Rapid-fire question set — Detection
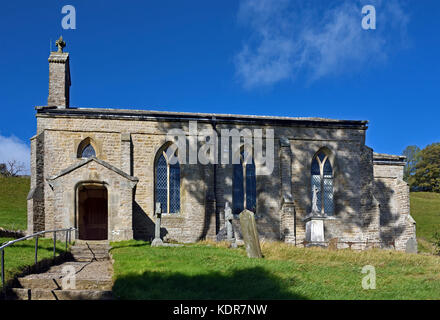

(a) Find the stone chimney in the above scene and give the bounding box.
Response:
[48,36,71,108]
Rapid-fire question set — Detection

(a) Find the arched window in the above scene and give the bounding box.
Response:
[77,138,96,159]
[81,144,96,158]
[155,144,180,214]
[311,150,334,215]
[233,149,256,215]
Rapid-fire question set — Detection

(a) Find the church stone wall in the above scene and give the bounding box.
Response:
[373,158,415,250]
[34,114,367,243]
[28,111,415,250]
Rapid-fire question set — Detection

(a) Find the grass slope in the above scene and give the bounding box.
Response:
[111,241,440,300]
[0,237,66,290]
[410,192,440,253]
[0,177,439,298]
[0,176,30,231]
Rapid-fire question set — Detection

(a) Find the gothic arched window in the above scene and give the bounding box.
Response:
[311,150,334,215]
[232,149,256,215]
[155,144,180,214]
[77,138,97,159]
[81,144,96,158]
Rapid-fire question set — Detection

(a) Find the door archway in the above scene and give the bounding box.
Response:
[77,184,108,240]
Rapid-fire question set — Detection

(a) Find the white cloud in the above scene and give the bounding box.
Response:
[0,135,30,175]
[234,0,409,88]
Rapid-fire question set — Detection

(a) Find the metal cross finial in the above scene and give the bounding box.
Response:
[55,36,66,53]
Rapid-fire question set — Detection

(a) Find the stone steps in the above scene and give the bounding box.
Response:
[70,241,111,262]
[10,288,113,300]
[17,277,113,291]
[8,258,114,300]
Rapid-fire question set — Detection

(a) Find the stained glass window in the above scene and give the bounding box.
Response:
[233,150,257,215]
[311,151,334,215]
[156,154,168,213]
[169,162,180,214]
[246,161,256,212]
[155,145,180,214]
[233,163,244,215]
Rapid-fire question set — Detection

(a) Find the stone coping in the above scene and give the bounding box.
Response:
[46,157,139,182]
[35,106,369,129]
[373,152,406,165]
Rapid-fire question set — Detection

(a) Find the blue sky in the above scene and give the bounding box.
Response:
[0,0,439,172]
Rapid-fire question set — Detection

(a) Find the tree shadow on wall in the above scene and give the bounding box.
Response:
[149,121,407,244]
[132,201,168,241]
[112,265,306,300]
[153,120,285,241]
[373,179,406,243]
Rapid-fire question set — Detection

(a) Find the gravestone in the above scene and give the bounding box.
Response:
[239,209,262,258]
[405,238,418,254]
[304,216,325,243]
[151,203,164,247]
[302,185,325,244]
[328,238,338,251]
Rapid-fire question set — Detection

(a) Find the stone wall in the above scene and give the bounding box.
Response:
[27,132,45,235]
[46,159,137,241]
[373,153,415,250]
[27,109,415,250]
[33,113,361,242]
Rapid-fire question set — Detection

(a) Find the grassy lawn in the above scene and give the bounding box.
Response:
[410,192,440,253]
[111,240,440,300]
[1,176,439,299]
[0,237,66,291]
[0,176,30,231]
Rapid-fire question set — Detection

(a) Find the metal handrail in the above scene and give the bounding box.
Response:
[0,227,76,293]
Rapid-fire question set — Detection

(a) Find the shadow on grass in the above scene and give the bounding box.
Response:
[110,241,151,250]
[112,266,306,300]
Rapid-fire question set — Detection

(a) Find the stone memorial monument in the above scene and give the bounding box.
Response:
[224,202,237,248]
[239,209,262,258]
[303,185,325,244]
[151,202,164,247]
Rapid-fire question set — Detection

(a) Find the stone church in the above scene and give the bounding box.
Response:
[27,40,416,251]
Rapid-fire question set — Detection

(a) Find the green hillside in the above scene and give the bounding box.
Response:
[0,176,29,231]
[410,192,440,253]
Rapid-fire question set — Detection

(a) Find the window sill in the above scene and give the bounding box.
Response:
[161,213,184,219]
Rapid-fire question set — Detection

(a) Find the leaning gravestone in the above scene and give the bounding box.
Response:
[239,209,262,258]
[405,238,418,254]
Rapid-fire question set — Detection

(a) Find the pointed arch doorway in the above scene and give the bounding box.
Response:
[77,184,108,240]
